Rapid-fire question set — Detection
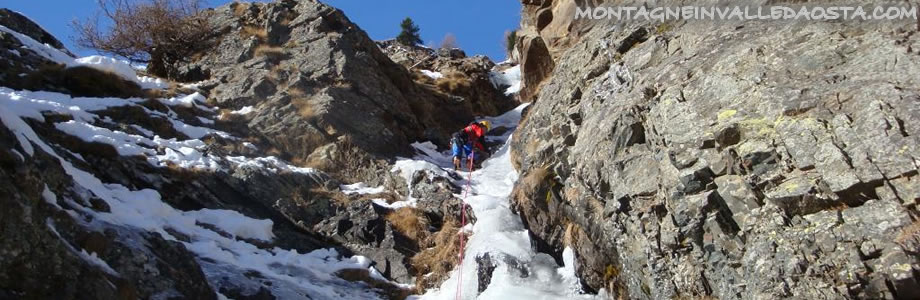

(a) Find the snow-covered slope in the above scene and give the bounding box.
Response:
[0,23,400,299]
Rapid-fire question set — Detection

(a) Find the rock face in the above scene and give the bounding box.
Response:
[179,0,515,171]
[377,40,516,128]
[0,8,69,51]
[511,1,920,299]
[514,0,598,101]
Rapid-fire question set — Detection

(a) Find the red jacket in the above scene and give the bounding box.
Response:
[463,123,487,152]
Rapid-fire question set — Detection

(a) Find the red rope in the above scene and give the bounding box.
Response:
[455,154,474,300]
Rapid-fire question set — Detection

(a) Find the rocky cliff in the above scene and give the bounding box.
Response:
[511,0,920,299]
[177,0,515,173]
[0,0,515,298]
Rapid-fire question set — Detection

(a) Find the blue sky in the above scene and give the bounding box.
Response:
[5,0,521,61]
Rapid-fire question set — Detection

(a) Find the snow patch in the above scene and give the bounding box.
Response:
[78,249,121,276]
[161,93,207,108]
[55,121,155,156]
[340,182,385,195]
[131,125,155,138]
[189,209,275,241]
[371,198,416,210]
[226,156,316,175]
[420,70,444,80]
[156,147,222,170]
[230,106,255,115]
[489,65,522,95]
[197,116,215,125]
[42,185,63,209]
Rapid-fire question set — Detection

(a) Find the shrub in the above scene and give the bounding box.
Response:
[72,0,218,79]
[439,33,458,50]
[504,29,518,56]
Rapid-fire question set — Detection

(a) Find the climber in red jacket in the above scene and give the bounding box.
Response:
[451,120,491,170]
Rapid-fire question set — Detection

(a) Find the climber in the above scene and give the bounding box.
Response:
[451,120,491,171]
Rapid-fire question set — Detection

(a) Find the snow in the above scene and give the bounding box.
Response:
[231,106,255,115]
[190,209,275,241]
[168,117,230,140]
[161,93,207,108]
[489,65,522,95]
[0,88,137,123]
[0,100,36,155]
[341,182,385,195]
[371,198,415,210]
[55,120,155,156]
[420,70,444,80]
[75,56,143,83]
[197,116,215,125]
[156,147,223,170]
[131,125,155,137]
[136,76,169,90]
[226,156,316,175]
[78,249,122,276]
[77,57,170,89]
[42,185,63,209]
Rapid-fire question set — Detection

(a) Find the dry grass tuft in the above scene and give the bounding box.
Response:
[308,187,351,205]
[293,99,317,119]
[434,71,472,94]
[411,219,462,291]
[254,45,285,58]
[231,2,250,17]
[896,219,920,251]
[386,207,428,242]
[241,25,267,42]
[521,166,552,190]
[411,70,437,85]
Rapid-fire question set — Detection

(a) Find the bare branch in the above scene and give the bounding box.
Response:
[72,0,216,79]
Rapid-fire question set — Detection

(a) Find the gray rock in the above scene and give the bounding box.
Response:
[510,1,920,298]
[714,175,759,228]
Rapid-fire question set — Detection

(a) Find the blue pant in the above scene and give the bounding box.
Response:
[452,142,474,159]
